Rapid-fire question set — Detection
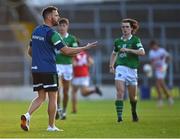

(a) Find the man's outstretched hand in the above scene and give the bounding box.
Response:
[85,41,98,49]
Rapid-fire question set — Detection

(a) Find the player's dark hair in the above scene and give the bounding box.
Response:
[122,18,139,34]
[59,18,69,25]
[42,6,58,19]
[149,40,159,48]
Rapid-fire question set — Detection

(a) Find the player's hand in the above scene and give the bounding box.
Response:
[85,41,98,49]
[120,48,129,52]
[109,65,115,74]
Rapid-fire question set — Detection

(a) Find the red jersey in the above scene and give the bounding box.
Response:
[73,51,89,77]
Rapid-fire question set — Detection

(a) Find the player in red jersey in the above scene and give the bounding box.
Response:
[71,50,102,113]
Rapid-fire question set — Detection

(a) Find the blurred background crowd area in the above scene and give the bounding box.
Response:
[0,0,180,98]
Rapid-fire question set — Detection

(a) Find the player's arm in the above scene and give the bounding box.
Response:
[121,48,145,56]
[28,39,32,57]
[120,38,145,56]
[87,55,94,67]
[166,54,171,63]
[109,51,117,74]
[61,42,97,55]
[164,49,171,63]
[50,31,97,55]
[149,52,156,68]
[62,37,79,57]
[65,36,79,57]
[28,47,32,57]
[109,40,119,73]
[149,52,158,70]
[71,36,78,48]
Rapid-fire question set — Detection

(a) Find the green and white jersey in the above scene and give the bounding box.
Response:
[113,35,143,69]
[56,33,78,64]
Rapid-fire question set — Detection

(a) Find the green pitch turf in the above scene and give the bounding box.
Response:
[0,99,180,138]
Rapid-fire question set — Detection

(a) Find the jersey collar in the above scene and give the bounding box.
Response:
[121,34,132,41]
[60,33,69,38]
[64,33,69,38]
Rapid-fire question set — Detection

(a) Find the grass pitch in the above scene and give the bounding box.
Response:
[0,99,180,138]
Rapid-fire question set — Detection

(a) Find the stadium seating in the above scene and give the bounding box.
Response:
[52,1,180,84]
[0,29,25,85]
[0,0,180,85]
[0,3,30,85]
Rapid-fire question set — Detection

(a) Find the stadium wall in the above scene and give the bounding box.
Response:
[0,86,116,100]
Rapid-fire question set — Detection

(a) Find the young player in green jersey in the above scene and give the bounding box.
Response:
[55,18,78,120]
[109,18,145,122]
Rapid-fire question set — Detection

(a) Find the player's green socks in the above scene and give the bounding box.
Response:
[115,100,123,120]
[130,100,137,113]
[130,100,139,121]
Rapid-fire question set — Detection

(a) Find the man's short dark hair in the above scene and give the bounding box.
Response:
[42,6,58,19]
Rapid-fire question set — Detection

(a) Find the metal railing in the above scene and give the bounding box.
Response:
[0,25,31,86]
[1,1,180,86]
[58,2,180,85]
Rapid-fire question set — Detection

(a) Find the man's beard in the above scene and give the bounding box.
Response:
[52,20,58,26]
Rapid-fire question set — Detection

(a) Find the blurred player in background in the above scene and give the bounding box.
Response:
[148,40,174,107]
[20,6,98,132]
[71,47,102,113]
[55,18,78,120]
[109,18,145,122]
